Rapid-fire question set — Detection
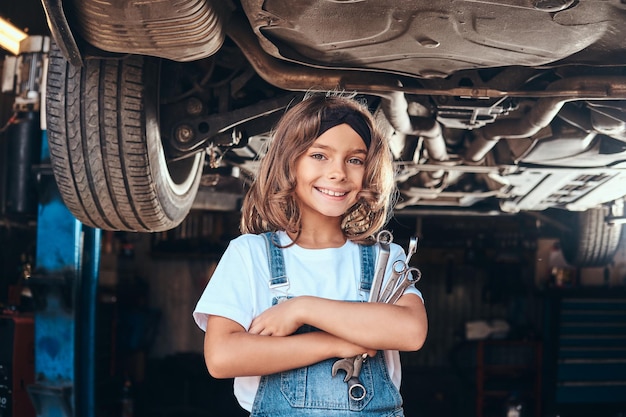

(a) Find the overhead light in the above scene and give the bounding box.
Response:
[0,17,28,55]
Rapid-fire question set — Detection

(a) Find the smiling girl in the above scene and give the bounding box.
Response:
[193,93,427,416]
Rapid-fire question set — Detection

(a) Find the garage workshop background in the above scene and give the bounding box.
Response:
[1,1,626,417]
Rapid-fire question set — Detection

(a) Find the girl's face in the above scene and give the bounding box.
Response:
[294,123,367,224]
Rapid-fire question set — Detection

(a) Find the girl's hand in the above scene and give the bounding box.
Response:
[248,297,377,358]
[248,297,303,336]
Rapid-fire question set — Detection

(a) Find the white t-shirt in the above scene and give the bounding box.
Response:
[193,231,423,412]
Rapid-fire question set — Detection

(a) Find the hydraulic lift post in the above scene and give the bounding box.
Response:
[29,170,101,417]
[3,35,101,417]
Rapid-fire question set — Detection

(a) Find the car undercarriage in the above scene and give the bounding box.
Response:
[40,0,626,266]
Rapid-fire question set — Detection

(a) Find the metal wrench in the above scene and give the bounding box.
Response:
[385,267,422,304]
[376,237,419,303]
[331,356,356,383]
[346,354,366,401]
[405,236,418,266]
[332,354,367,401]
[367,230,393,303]
[333,231,393,401]
[376,259,408,303]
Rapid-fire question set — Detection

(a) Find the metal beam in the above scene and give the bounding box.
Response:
[28,131,100,417]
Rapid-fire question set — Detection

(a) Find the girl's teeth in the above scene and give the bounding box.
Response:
[320,188,345,197]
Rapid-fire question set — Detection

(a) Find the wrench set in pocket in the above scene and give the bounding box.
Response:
[331,230,422,401]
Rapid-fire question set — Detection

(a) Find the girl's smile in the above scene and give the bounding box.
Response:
[316,187,348,197]
[294,123,368,222]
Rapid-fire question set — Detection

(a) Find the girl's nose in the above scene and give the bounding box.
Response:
[327,160,347,180]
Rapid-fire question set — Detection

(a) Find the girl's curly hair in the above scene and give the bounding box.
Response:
[240,93,396,244]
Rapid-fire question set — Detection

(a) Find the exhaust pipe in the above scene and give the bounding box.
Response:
[379,92,448,181]
[465,77,626,162]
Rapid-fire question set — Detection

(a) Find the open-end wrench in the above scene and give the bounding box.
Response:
[405,236,418,266]
[331,354,367,401]
[331,357,355,382]
[367,230,393,303]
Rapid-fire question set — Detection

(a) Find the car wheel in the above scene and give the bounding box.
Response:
[45,42,205,232]
[560,206,624,267]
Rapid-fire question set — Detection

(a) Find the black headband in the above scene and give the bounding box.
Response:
[318,107,372,148]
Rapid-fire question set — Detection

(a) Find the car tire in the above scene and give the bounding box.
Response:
[45,42,205,232]
[560,206,624,267]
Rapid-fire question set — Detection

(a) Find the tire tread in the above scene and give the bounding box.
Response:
[45,41,203,231]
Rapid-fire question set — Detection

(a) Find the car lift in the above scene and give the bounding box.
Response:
[3,36,100,417]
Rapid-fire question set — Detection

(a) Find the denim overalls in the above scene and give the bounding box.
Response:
[250,232,404,417]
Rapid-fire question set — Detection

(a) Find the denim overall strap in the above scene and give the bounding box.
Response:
[262,232,290,303]
[359,244,376,301]
[250,239,404,416]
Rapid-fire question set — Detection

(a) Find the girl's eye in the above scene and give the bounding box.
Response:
[348,157,364,165]
[310,153,325,160]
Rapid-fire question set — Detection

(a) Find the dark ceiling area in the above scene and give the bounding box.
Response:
[0,0,49,33]
[0,0,49,58]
